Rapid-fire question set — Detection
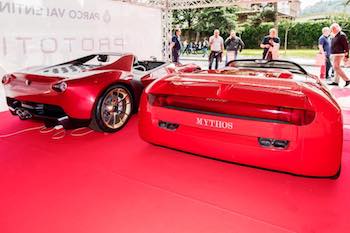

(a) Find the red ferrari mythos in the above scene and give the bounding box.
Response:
[2,53,199,132]
[139,59,343,178]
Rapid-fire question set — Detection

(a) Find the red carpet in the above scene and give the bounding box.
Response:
[0,88,349,233]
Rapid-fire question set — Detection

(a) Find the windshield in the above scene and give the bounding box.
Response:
[227,59,308,75]
[38,54,125,75]
[76,54,122,67]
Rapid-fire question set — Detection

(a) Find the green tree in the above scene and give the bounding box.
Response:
[249,9,277,26]
[173,7,238,40]
[172,9,200,29]
[195,7,237,37]
[281,20,294,54]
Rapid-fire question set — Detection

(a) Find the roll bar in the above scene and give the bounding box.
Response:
[227,59,308,75]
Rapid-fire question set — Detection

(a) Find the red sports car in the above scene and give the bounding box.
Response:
[139,59,343,178]
[2,53,199,132]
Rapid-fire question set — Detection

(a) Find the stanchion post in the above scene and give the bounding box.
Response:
[161,0,173,61]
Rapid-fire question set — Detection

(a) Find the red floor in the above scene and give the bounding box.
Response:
[0,88,349,233]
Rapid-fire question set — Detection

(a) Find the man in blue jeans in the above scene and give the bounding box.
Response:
[171,29,182,63]
[318,27,332,80]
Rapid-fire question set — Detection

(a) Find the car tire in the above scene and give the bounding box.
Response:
[91,84,133,133]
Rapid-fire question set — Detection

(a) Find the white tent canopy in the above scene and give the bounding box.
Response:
[115,0,293,59]
[117,0,282,10]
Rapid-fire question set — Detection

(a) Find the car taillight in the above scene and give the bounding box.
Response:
[276,107,315,125]
[1,75,14,85]
[52,82,67,92]
[148,94,169,106]
[148,95,316,126]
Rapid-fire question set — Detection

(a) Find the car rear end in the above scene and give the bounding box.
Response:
[3,72,68,122]
[138,73,343,178]
[2,71,102,126]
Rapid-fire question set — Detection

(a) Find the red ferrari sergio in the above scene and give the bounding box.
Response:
[2,53,199,132]
[139,59,343,178]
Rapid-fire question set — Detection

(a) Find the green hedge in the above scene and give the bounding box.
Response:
[240,18,350,49]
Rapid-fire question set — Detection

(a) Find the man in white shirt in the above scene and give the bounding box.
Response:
[209,29,224,70]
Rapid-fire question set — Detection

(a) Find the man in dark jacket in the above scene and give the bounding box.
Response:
[260,28,280,60]
[171,28,182,63]
[225,30,245,64]
[329,23,350,87]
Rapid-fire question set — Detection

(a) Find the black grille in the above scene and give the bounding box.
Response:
[7,97,66,118]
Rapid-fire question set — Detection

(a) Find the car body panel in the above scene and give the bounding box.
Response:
[2,53,200,121]
[139,60,343,177]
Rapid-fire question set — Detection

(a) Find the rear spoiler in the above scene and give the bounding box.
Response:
[227,59,308,75]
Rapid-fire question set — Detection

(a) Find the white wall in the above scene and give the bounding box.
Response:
[0,0,162,111]
[0,0,162,75]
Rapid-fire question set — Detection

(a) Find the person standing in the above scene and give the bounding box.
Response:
[171,28,182,63]
[225,30,245,64]
[193,41,199,54]
[189,42,194,54]
[198,41,202,52]
[329,23,350,87]
[209,29,224,70]
[202,38,209,57]
[260,28,280,60]
[318,27,332,80]
[182,40,188,55]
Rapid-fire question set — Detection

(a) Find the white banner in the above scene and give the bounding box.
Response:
[0,0,162,76]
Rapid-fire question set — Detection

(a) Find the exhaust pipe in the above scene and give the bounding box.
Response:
[15,108,32,120]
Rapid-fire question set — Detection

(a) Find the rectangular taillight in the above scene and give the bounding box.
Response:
[148,94,315,126]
